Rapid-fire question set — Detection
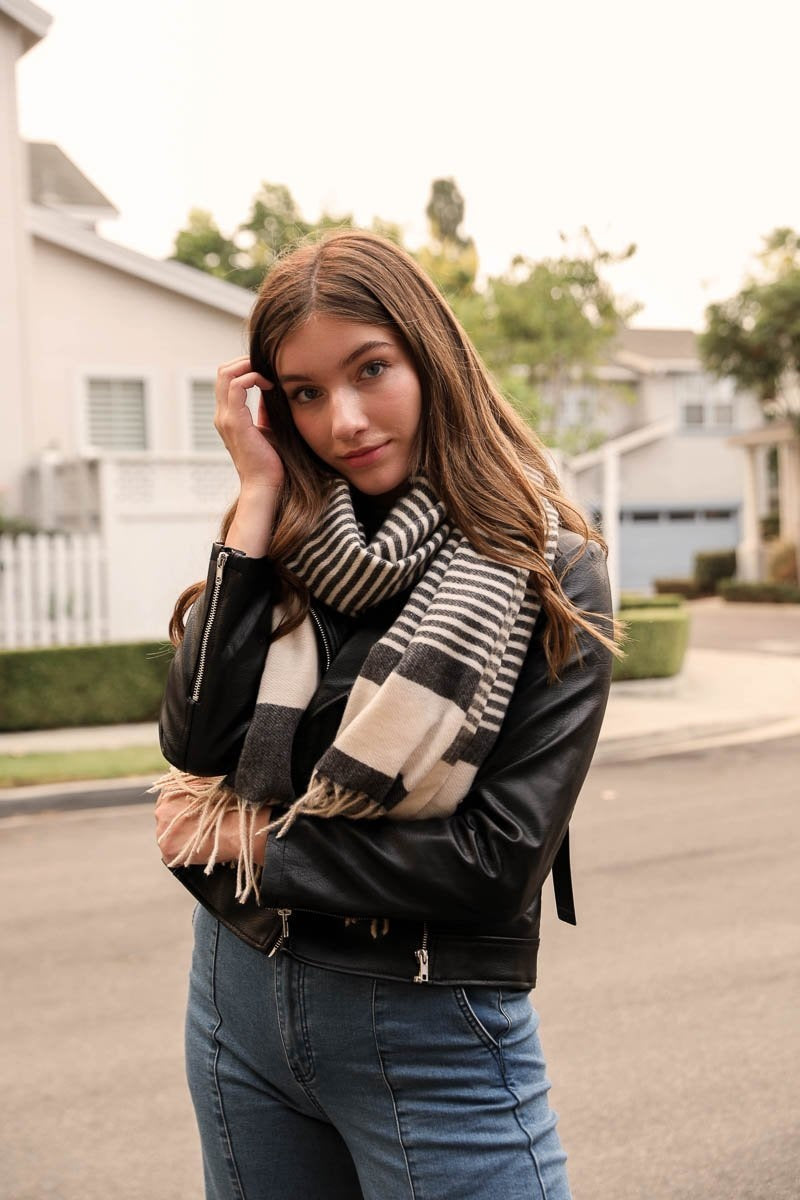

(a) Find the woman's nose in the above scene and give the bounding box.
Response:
[329,387,369,441]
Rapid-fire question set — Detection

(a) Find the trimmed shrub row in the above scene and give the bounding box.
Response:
[653,577,705,599]
[654,544,799,604]
[0,642,175,732]
[718,580,800,604]
[619,592,684,609]
[612,607,690,682]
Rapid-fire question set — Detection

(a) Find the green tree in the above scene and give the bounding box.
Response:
[170,184,404,290]
[464,228,639,448]
[416,177,478,299]
[699,227,800,426]
[231,182,313,287]
[169,208,239,280]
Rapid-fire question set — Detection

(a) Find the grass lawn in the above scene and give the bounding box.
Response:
[0,745,168,788]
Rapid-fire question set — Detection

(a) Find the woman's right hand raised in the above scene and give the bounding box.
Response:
[214,357,285,493]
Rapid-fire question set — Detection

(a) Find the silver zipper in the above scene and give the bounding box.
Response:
[413,922,429,983]
[191,550,230,702]
[310,606,332,672]
[267,908,292,957]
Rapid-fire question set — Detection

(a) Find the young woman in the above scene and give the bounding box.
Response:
[154,229,619,1200]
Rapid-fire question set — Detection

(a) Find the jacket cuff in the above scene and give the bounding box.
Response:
[210,540,276,584]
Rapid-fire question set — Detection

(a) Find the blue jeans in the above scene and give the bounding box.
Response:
[186,906,572,1200]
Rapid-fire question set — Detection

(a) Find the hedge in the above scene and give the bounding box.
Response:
[718,580,800,604]
[766,540,799,586]
[0,642,175,732]
[612,607,690,681]
[619,592,684,609]
[653,577,705,599]
[694,550,737,591]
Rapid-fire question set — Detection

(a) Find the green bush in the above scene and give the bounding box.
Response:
[619,592,684,609]
[0,642,174,732]
[694,550,737,592]
[766,540,799,586]
[653,577,704,599]
[612,607,690,681]
[718,580,800,604]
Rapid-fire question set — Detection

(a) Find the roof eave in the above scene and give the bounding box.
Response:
[25,203,254,318]
[1,0,52,51]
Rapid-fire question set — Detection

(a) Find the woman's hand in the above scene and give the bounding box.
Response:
[214,357,285,493]
[155,794,270,866]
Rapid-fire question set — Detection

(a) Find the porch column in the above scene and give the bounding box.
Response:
[777,438,800,546]
[602,444,620,609]
[737,444,762,581]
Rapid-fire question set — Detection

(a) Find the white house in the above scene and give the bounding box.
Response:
[1,0,251,645]
[558,329,765,593]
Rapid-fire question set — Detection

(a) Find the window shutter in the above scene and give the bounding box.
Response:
[87,379,147,450]
[190,380,221,451]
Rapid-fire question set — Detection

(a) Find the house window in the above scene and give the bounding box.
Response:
[87,378,147,450]
[676,373,736,431]
[682,403,705,427]
[189,380,222,451]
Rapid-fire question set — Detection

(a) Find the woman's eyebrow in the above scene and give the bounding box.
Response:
[279,340,393,384]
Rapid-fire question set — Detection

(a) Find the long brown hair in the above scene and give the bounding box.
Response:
[170,229,622,678]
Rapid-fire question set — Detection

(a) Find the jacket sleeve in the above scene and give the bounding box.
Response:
[259,540,614,924]
[158,542,275,777]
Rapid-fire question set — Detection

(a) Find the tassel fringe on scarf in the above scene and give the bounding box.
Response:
[152,473,560,902]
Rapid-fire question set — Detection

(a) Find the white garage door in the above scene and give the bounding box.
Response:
[617,506,740,592]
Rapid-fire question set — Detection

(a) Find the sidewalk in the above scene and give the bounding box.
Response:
[0,644,797,808]
[596,644,800,761]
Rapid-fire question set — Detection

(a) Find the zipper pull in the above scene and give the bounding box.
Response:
[267,908,292,958]
[413,947,429,983]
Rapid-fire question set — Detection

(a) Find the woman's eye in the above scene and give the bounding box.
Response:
[361,360,388,379]
[291,387,321,404]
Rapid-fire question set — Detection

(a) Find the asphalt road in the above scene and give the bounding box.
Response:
[1,738,798,1200]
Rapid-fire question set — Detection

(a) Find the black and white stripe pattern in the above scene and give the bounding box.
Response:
[231,473,560,833]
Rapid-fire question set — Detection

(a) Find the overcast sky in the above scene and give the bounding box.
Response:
[16,0,800,329]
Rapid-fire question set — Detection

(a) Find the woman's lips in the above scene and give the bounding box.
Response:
[339,441,390,468]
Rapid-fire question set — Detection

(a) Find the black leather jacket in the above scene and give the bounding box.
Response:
[159,530,613,988]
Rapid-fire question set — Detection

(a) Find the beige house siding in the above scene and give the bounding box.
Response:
[0,12,35,513]
[28,237,250,461]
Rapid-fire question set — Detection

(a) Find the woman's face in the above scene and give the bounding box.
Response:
[275,314,422,500]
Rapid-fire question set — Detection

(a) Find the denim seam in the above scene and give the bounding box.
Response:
[453,986,503,1056]
[209,918,247,1200]
[296,961,318,1084]
[370,980,416,1200]
[272,954,327,1117]
[494,990,550,1200]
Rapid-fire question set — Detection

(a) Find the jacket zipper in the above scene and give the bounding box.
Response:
[413,922,429,982]
[267,908,292,957]
[310,606,332,672]
[191,549,237,703]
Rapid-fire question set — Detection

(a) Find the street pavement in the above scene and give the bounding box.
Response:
[1,597,798,1197]
[1,736,797,1200]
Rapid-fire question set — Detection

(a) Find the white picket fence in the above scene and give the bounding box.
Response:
[0,532,108,649]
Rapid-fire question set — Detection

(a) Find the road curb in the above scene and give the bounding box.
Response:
[2,718,799,819]
[0,775,155,818]
[594,716,800,765]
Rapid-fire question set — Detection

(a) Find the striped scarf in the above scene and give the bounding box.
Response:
[153,475,560,901]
